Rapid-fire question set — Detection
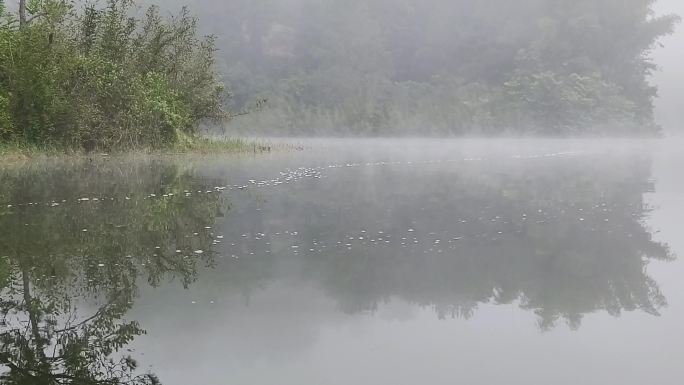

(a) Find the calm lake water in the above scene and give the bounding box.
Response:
[1,139,683,384]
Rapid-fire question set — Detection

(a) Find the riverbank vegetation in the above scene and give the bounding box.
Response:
[0,137,280,165]
[0,0,225,151]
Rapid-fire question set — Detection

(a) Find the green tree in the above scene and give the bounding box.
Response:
[0,0,225,150]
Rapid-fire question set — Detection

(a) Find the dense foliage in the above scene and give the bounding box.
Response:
[177,0,680,136]
[0,0,224,150]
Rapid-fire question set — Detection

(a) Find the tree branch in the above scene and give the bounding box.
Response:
[52,291,124,334]
[26,12,48,25]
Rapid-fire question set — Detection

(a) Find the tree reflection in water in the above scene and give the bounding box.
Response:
[207,152,673,330]
[0,150,675,383]
[0,159,225,384]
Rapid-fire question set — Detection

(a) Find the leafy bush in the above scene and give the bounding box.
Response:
[0,0,225,150]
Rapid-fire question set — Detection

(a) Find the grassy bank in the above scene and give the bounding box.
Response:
[169,137,280,154]
[0,137,286,164]
[0,142,72,163]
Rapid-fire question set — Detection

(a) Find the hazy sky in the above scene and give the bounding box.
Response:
[652,0,684,133]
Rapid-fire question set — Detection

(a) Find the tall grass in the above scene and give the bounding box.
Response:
[0,137,292,165]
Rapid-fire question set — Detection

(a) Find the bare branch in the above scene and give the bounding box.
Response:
[26,12,48,25]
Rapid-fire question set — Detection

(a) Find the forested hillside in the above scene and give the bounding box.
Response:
[176,0,679,136]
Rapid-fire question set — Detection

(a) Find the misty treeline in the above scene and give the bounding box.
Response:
[0,0,224,149]
[184,0,678,136]
[0,0,680,149]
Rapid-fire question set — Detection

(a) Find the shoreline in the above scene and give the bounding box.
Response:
[0,138,288,165]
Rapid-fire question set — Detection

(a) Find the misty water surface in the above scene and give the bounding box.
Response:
[1,139,683,384]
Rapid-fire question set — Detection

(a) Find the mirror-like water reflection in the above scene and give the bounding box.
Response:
[0,140,681,385]
[0,160,225,384]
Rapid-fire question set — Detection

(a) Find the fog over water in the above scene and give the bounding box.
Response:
[3,139,684,384]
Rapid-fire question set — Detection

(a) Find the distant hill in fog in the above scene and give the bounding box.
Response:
[158,0,680,136]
